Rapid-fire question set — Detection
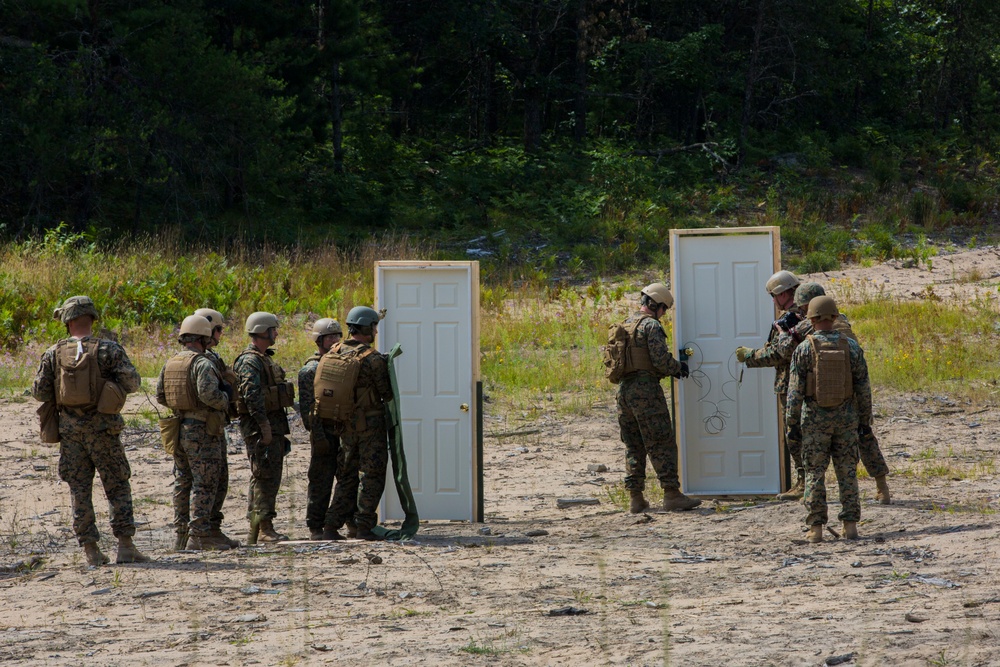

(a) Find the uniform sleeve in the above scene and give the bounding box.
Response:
[369,353,394,404]
[641,319,682,378]
[785,342,810,426]
[234,353,268,425]
[850,342,874,426]
[193,357,230,412]
[31,349,57,403]
[298,362,316,431]
[156,365,168,406]
[105,342,142,393]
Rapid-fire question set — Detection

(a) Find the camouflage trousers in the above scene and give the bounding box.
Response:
[779,393,804,481]
[802,421,861,526]
[173,420,226,537]
[327,413,388,532]
[239,418,289,521]
[57,426,136,545]
[617,376,680,491]
[306,421,341,531]
[859,428,889,479]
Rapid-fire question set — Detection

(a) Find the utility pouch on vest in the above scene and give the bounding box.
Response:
[277,381,295,408]
[55,339,103,408]
[206,410,226,436]
[163,354,200,411]
[159,415,180,456]
[805,335,853,408]
[314,345,374,421]
[96,380,126,414]
[37,401,60,443]
[603,317,654,384]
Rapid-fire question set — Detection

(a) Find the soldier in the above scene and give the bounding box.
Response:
[192,308,240,546]
[617,283,700,513]
[779,283,892,504]
[156,315,233,551]
[320,306,394,540]
[786,296,873,543]
[233,312,295,544]
[298,318,345,540]
[31,295,149,566]
[734,270,804,500]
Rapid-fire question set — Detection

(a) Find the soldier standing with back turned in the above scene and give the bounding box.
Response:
[233,312,294,544]
[32,296,149,566]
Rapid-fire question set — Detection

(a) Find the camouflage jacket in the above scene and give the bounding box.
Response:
[32,335,141,433]
[621,311,682,381]
[786,329,873,429]
[743,311,794,395]
[297,352,322,431]
[155,349,230,414]
[233,344,288,427]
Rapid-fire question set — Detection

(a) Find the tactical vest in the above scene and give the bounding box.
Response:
[314,343,376,421]
[805,334,854,408]
[54,338,105,409]
[620,317,656,377]
[162,352,202,411]
[235,348,295,414]
[832,316,858,343]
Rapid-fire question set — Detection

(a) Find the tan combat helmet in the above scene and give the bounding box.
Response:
[179,315,213,339]
[793,282,826,308]
[310,318,343,341]
[54,295,99,323]
[641,282,674,309]
[806,295,839,321]
[245,311,279,335]
[765,270,800,296]
[194,308,226,327]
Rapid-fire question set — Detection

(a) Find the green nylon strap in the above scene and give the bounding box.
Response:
[372,343,420,541]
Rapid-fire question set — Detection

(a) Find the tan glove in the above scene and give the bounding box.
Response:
[259,421,273,446]
[735,346,754,363]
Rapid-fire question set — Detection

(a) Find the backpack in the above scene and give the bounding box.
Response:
[314,344,375,421]
[55,339,104,408]
[805,334,854,408]
[602,317,652,384]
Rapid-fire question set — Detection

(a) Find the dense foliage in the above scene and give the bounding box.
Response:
[2,1,999,262]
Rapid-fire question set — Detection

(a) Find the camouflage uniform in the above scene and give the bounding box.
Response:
[325,340,393,533]
[156,351,230,537]
[233,345,291,522]
[616,312,684,491]
[298,351,341,532]
[786,330,873,526]
[203,348,235,533]
[743,312,802,481]
[31,337,142,546]
[779,315,889,478]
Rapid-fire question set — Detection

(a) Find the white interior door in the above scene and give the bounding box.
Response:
[670,229,781,495]
[376,262,480,520]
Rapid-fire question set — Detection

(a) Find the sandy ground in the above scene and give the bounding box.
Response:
[2,249,1000,667]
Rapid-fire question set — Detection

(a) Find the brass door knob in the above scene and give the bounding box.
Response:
[460,403,470,412]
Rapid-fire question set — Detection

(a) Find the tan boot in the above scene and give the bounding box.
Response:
[355,527,383,541]
[777,476,805,501]
[875,476,891,505]
[173,529,189,551]
[188,534,232,551]
[806,524,823,543]
[662,488,702,511]
[83,542,109,566]
[629,489,650,513]
[310,528,326,541]
[322,527,346,541]
[116,536,150,564]
[257,519,288,543]
[211,528,239,549]
[346,523,358,539]
[843,521,859,540]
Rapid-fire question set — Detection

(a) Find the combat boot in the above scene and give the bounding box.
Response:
[247,513,261,546]
[173,529,189,551]
[188,534,232,551]
[806,524,823,543]
[875,476,891,505]
[777,476,805,501]
[842,521,859,540]
[211,528,240,548]
[310,528,326,541]
[116,536,150,564]
[355,527,383,541]
[83,542,109,566]
[346,523,358,539]
[629,489,649,514]
[662,488,701,511]
[322,527,346,541]
[257,519,288,543]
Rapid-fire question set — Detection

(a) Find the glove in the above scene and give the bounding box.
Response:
[219,381,234,403]
[677,362,690,379]
[259,421,273,446]
[735,346,753,363]
[858,424,873,437]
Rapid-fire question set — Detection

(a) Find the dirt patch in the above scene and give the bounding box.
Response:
[2,251,1000,666]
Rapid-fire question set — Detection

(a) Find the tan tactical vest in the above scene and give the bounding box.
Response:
[805,334,854,408]
[314,343,376,421]
[832,316,858,342]
[235,348,295,414]
[162,352,201,411]
[54,338,105,409]
[623,317,657,376]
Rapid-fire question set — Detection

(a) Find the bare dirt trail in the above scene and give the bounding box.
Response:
[2,249,1000,666]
